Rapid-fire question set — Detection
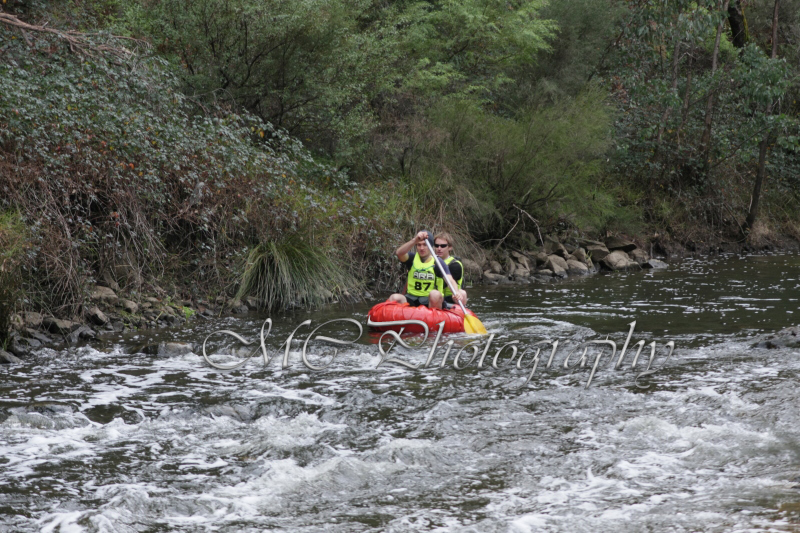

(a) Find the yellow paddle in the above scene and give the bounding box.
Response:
[424,237,488,335]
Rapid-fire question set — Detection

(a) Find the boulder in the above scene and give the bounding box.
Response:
[566,259,589,276]
[513,264,531,279]
[504,259,517,276]
[752,326,800,349]
[141,342,195,356]
[630,248,649,264]
[535,268,554,277]
[461,258,482,281]
[601,251,640,271]
[511,251,534,271]
[544,237,569,259]
[544,256,568,278]
[119,299,138,314]
[0,350,22,364]
[644,259,668,270]
[42,317,79,335]
[86,306,109,326]
[158,342,194,356]
[230,300,249,314]
[586,244,611,262]
[91,286,118,304]
[22,311,43,329]
[68,326,96,344]
[545,255,568,272]
[605,236,637,253]
[531,251,549,267]
[489,261,504,275]
[577,238,605,248]
[24,328,53,345]
[8,335,40,356]
[245,296,261,309]
[572,247,588,263]
[483,271,506,282]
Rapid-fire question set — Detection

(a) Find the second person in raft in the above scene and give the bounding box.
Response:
[433,231,468,307]
[388,230,465,309]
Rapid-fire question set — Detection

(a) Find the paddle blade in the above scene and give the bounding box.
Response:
[463,314,488,335]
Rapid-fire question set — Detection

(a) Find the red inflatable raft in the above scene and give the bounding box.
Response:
[367,301,480,334]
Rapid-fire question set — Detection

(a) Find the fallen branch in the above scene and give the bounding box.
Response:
[513,204,544,246]
[492,213,520,251]
[0,13,149,59]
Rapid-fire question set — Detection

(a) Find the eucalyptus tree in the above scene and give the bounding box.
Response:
[608,0,797,238]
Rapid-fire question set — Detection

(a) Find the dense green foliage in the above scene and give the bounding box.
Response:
[0,20,410,313]
[608,0,800,244]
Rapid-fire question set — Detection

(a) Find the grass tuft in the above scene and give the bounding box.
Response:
[236,233,362,311]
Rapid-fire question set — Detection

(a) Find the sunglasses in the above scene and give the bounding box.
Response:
[434,243,450,248]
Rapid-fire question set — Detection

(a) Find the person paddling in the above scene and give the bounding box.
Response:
[433,232,468,307]
[388,230,463,309]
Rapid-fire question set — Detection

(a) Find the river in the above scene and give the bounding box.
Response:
[2,253,800,532]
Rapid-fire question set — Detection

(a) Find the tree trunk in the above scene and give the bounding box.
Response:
[676,58,693,149]
[728,0,748,49]
[743,0,780,233]
[699,0,730,164]
[655,41,682,154]
[771,0,780,58]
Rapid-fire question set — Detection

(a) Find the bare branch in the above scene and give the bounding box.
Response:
[0,13,149,59]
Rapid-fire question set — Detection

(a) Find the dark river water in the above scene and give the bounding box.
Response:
[2,254,800,532]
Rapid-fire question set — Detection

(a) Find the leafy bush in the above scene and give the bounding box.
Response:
[404,90,622,240]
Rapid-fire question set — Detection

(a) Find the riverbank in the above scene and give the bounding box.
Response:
[0,232,706,362]
[6,227,800,364]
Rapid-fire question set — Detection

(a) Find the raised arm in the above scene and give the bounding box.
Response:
[396,231,428,262]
